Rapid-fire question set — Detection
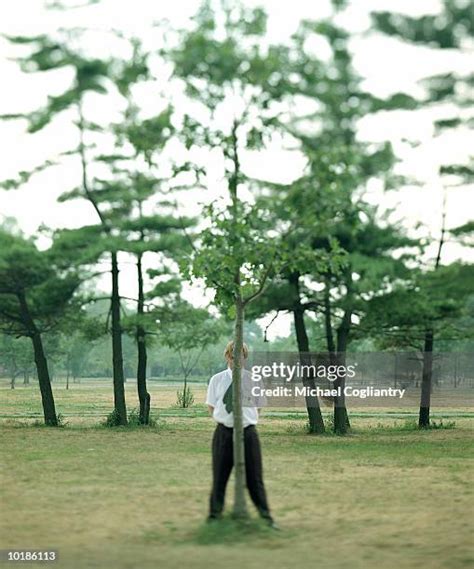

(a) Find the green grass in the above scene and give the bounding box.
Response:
[0,380,473,569]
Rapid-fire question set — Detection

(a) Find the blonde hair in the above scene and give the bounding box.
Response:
[224,340,249,361]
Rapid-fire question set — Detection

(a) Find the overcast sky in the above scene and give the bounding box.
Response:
[0,0,472,339]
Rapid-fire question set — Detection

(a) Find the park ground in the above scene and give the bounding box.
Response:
[1,379,473,569]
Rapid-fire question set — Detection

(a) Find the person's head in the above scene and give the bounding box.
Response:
[224,340,249,369]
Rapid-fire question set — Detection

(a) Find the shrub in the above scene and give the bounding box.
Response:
[127,407,158,427]
[101,408,159,428]
[176,386,194,408]
[102,409,122,427]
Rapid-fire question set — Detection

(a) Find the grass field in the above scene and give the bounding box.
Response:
[1,379,473,569]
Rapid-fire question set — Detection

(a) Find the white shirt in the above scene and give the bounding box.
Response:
[206,368,264,428]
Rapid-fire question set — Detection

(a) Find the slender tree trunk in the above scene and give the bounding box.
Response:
[23,370,29,385]
[232,295,248,519]
[292,304,325,434]
[334,320,351,434]
[17,292,58,426]
[418,196,445,428]
[334,277,352,434]
[10,357,17,389]
[78,101,127,425]
[66,369,70,390]
[324,272,350,432]
[31,332,58,426]
[289,273,325,433]
[136,253,150,424]
[419,329,434,427]
[111,251,127,426]
[324,273,336,354]
[136,326,150,421]
[183,374,188,408]
[228,122,248,519]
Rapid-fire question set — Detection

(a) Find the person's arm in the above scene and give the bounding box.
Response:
[206,377,216,417]
[257,392,266,416]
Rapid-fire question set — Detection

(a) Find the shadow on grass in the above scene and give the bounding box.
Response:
[364,419,457,433]
[285,420,356,437]
[194,516,280,545]
[141,516,287,548]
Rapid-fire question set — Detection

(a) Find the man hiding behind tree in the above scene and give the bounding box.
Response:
[206,340,277,527]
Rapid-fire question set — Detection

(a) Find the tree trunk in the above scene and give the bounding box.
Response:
[290,274,325,434]
[334,301,351,434]
[23,371,29,385]
[137,329,150,421]
[17,291,58,426]
[17,291,58,427]
[229,123,248,518]
[232,295,248,519]
[324,273,350,430]
[31,332,58,426]
[78,102,127,425]
[10,358,17,390]
[418,200,445,428]
[183,374,188,408]
[293,308,325,434]
[419,329,434,428]
[136,253,150,424]
[324,273,336,354]
[111,251,128,426]
[333,354,350,434]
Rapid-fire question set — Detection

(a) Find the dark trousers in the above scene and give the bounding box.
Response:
[209,423,271,519]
